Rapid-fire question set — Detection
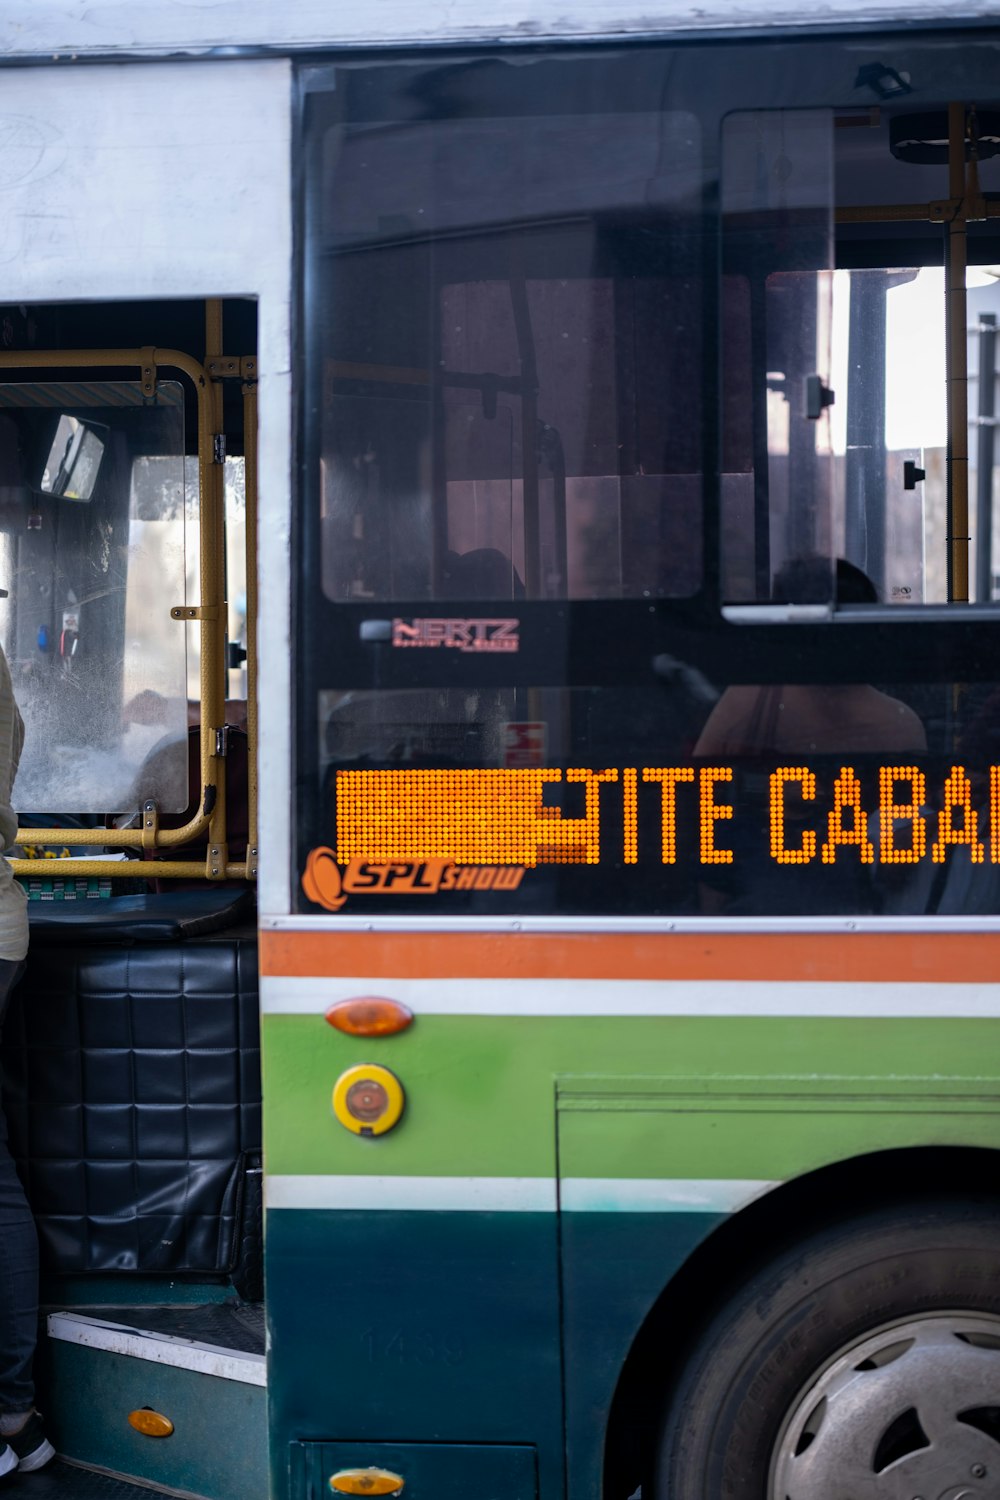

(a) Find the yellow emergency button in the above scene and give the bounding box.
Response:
[332,1064,405,1136]
[329,1469,404,1496]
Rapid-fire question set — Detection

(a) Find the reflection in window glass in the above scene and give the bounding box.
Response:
[41,415,107,501]
[312,99,703,601]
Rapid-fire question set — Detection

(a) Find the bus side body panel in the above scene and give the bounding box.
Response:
[262,929,1000,1500]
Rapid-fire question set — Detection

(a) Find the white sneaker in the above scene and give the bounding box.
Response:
[5,1412,55,1473]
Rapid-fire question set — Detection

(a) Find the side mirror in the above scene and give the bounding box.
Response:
[41,416,108,501]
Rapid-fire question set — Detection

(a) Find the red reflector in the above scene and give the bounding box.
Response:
[325,997,414,1037]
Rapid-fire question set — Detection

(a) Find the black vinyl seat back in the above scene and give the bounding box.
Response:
[0,891,260,1276]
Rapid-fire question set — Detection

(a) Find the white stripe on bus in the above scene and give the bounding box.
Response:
[559,1177,776,1214]
[261,975,1000,1018]
[265,1175,774,1213]
[266,1175,558,1212]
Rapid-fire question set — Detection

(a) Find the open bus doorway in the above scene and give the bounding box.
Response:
[0,295,266,1497]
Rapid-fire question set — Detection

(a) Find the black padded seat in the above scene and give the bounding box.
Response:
[27,887,254,945]
[0,889,260,1278]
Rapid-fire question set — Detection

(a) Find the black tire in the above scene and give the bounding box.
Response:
[656,1196,1000,1498]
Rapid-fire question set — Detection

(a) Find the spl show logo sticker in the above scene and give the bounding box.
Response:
[302,847,526,912]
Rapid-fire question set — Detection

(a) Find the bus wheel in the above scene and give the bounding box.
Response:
[655,1198,1000,1498]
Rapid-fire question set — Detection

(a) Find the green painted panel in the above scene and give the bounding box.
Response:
[558,1081,1000,1180]
[262,1014,1000,1178]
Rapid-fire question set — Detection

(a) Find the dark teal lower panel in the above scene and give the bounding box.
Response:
[560,1211,725,1500]
[266,1211,561,1500]
[266,1208,722,1500]
[39,1340,265,1500]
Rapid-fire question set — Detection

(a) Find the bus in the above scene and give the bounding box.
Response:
[0,5,999,1500]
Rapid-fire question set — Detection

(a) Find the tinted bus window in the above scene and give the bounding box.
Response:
[307,74,702,604]
[298,54,1000,921]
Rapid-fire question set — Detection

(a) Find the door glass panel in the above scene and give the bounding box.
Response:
[0,380,188,813]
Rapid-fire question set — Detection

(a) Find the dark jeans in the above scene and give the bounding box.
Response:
[0,958,34,1415]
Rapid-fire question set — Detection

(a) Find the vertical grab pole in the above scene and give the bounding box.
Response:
[976,313,996,603]
[191,349,225,865]
[204,298,229,873]
[243,379,259,878]
[946,101,970,603]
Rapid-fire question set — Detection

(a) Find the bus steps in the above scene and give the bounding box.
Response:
[3,1458,210,1499]
[39,1305,266,1500]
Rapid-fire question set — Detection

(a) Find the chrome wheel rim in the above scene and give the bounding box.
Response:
[769,1312,1000,1499]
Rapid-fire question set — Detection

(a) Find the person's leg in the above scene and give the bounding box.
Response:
[0,1189,37,1417]
[0,958,34,1417]
[0,958,53,1470]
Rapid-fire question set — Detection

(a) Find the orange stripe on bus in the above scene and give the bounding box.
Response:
[259,929,1000,984]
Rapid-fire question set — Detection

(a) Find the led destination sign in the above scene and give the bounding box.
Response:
[326,763,1000,872]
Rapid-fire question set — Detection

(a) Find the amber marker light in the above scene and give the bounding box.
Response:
[325,997,413,1037]
[128,1409,174,1437]
[332,1063,405,1136]
[329,1469,404,1496]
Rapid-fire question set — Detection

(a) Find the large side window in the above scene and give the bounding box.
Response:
[297,56,1000,923]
